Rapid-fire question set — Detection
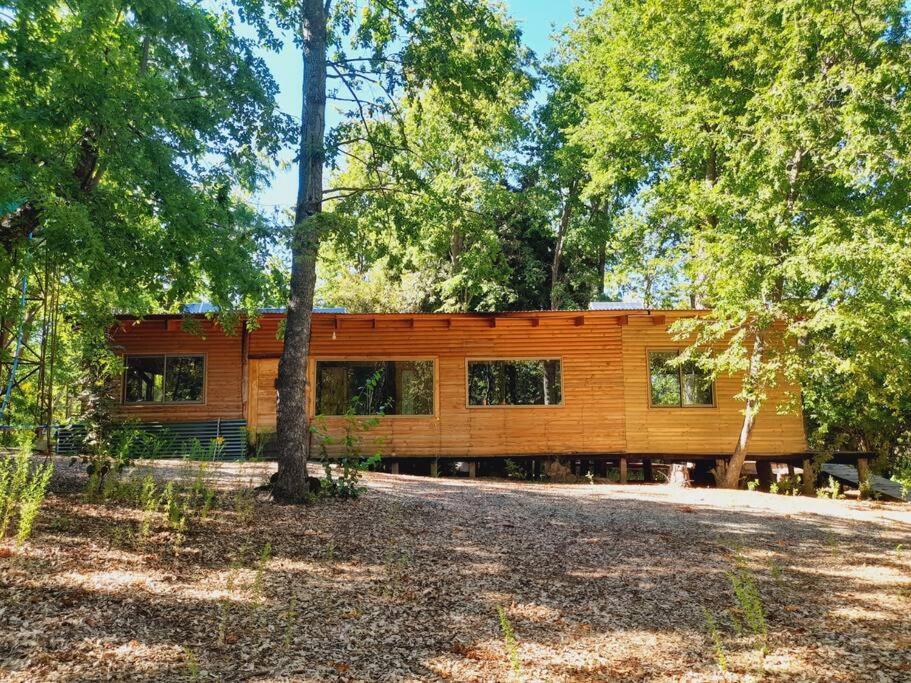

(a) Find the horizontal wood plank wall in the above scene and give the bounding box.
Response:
[248,316,626,456]
[110,319,245,421]
[248,316,284,357]
[112,311,809,458]
[247,315,629,458]
[621,314,808,455]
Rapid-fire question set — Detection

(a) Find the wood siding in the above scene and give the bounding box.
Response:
[621,313,808,455]
[300,315,627,457]
[110,318,245,421]
[112,311,808,457]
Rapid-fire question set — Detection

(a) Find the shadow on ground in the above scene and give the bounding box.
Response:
[0,463,909,682]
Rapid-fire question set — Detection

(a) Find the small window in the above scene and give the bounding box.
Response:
[467,359,562,406]
[648,351,714,407]
[124,355,205,403]
[315,360,434,416]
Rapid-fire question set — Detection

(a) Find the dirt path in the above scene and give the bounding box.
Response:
[2,461,909,681]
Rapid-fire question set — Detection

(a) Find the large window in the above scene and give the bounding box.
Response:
[648,351,714,407]
[124,355,205,404]
[467,359,562,406]
[315,360,434,416]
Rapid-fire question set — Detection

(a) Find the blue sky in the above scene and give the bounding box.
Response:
[253,1,585,210]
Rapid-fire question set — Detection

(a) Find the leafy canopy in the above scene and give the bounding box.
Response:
[565,0,911,455]
[0,0,292,327]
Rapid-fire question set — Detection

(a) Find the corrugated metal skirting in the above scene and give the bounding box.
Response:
[54,419,248,460]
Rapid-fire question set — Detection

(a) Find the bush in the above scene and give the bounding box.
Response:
[0,441,54,546]
[310,373,385,500]
[504,459,525,480]
[816,475,844,500]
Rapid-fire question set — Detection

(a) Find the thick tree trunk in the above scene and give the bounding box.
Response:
[273,0,327,503]
[721,332,764,489]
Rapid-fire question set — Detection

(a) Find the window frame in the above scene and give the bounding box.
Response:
[465,356,566,409]
[309,357,438,418]
[122,353,207,405]
[646,348,716,409]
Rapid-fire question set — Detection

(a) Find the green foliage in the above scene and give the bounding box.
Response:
[312,412,382,498]
[217,556,241,647]
[243,427,274,462]
[311,370,384,499]
[139,475,159,540]
[504,459,525,480]
[816,476,845,500]
[183,437,225,462]
[76,350,131,481]
[0,0,290,319]
[319,81,534,313]
[496,605,522,678]
[0,0,293,446]
[88,463,221,553]
[728,560,768,655]
[183,647,201,681]
[561,0,911,474]
[768,475,799,496]
[702,608,727,674]
[316,56,613,314]
[282,594,298,651]
[250,541,272,609]
[890,446,911,497]
[262,0,603,316]
[0,443,54,545]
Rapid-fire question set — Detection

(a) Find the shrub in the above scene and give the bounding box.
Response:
[311,409,383,500]
[139,475,159,539]
[816,475,844,499]
[769,474,800,496]
[504,459,525,480]
[16,460,53,546]
[0,443,54,545]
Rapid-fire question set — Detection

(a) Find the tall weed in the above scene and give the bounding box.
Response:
[703,608,727,673]
[728,561,768,654]
[496,606,522,678]
[0,445,54,545]
[15,460,53,546]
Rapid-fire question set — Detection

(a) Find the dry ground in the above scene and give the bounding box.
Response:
[1,459,910,682]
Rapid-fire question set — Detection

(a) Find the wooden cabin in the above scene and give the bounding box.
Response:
[106,308,811,476]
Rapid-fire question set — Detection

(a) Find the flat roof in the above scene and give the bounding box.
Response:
[115,308,702,322]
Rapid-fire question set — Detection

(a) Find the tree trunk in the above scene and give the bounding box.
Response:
[756,460,774,491]
[721,331,764,489]
[801,458,816,496]
[550,179,578,310]
[273,0,327,503]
